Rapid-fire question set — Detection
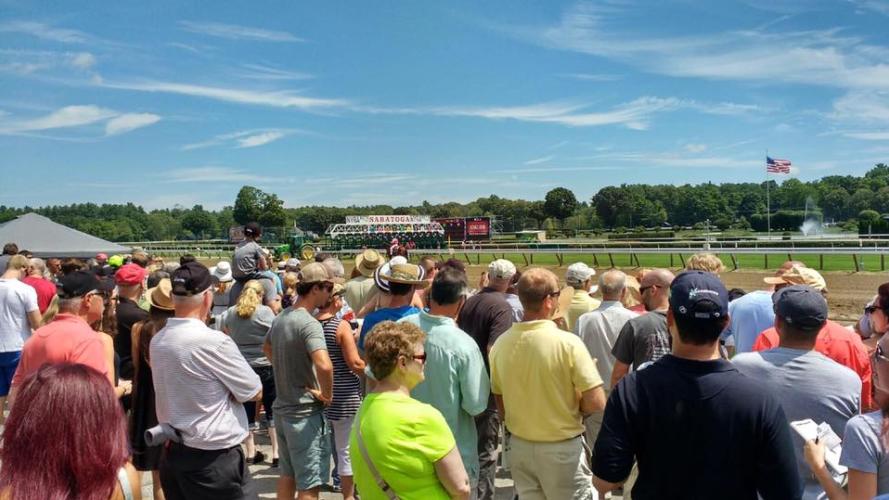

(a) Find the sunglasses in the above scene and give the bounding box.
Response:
[547,290,561,299]
[412,352,427,363]
[866,305,886,315]
[640,285,658,294]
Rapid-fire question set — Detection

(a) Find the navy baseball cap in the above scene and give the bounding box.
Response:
[669,271,729,320]
[773,285,828,331]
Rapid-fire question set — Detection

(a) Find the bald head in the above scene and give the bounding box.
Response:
[599,269,627,300]
[517,267,559,315]
[640,268,674,288]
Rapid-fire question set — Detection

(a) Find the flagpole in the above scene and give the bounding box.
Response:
[766,150,771,241]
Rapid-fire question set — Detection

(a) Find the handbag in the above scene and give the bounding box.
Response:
[355,410,400,500]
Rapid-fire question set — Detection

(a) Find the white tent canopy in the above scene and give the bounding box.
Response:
[0,213,131,258]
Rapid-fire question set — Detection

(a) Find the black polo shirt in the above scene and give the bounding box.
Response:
[592,355,801,500]
[115,296,149,380]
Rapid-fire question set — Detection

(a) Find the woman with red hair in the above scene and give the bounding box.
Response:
[0,363,141,500]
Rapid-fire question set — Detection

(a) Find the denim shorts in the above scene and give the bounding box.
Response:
[275,412,331,491]
[0,351,22,397]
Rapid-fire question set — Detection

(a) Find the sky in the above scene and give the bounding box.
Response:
[2,0,889,210]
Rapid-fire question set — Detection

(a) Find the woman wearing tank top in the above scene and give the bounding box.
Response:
[316,283,365,500]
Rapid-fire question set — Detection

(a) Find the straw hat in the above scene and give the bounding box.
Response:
[148,278,175,311]
[355,249,384,278]
[380,263,429,287]
[373,256,408,292]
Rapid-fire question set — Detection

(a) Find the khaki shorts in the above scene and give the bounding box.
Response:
[505,434,594,500]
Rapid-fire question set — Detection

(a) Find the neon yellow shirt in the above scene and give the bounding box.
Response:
[490,319,603,442]
[350,391,456,500]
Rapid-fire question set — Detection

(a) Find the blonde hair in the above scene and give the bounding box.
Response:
[686,253,725,274]
[6,255,28,271]
[283,272,299,296]
[236,280,265,318]
[365,321,426,381]
[622,275,643,309]
[42,295,59,324]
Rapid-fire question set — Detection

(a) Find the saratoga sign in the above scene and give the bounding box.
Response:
[344,215,431,224]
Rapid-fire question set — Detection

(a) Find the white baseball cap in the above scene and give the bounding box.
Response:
[566,262,596,285]
[488,259,517,279]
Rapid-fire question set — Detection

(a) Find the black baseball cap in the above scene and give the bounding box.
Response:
[171,261,212,296]
[58,270,113,299]
[773,285,828,331]
[244,222,262,238]
[669,270,729,320]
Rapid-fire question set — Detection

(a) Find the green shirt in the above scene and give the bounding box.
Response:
[400,311,490,481]
[350,392,456,500]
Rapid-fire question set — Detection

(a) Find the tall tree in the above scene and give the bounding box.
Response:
[233,186,264,224]
[543,187,578,221]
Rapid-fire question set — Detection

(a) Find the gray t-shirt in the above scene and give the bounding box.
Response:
[233,240,263,280]
[841,410,889,494]
[223,304,275,367]
[611,310,669,370]
[733,348,861,499]
[268,307,327,417]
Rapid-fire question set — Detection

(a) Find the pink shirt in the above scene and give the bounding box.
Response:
[12,313,109,387]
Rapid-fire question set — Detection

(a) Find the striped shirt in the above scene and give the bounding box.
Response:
[321,317,362,420]
[150,317,261,450]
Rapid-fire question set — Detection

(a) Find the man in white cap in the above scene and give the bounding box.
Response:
[457,258,516,500]
[562,262,600,332]
[345,249,384,313]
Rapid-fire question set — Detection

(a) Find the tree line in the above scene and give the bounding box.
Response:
[1,163,887,242]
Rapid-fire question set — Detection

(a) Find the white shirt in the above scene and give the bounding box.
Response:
[150,317,261,450]
[574,300,639,390]
[0,278,38,352]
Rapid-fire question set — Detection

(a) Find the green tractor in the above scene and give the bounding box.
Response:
[273,232,316,261]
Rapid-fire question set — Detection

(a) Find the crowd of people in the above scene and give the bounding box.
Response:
[2,227,889,500]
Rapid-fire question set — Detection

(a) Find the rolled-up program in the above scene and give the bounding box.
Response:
[145,423,182,447]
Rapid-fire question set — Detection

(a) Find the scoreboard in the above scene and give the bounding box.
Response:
[433,217,491,241]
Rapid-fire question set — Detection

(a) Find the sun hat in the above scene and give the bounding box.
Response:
[763,265,827,292]
[773,285,828,331]
[286,258,301,270]
[669,270,729,321]
[355,249,384,278]
[148,278,175,311]
[373,256,409,292]
[380,263,429,287]
[488,259,517,280]
[210,261,233,283]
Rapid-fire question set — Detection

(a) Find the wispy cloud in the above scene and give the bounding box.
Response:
[161,166,274,184]
[182,128,299,150]
[0,21,90,43]
[179,21,304,43]
[525,155,554,165]
[843,131,889,140]
[0,49,99,76]
[832,90,889,123]
[506,2,889,91]
[558,73,622,81]
[101,80,348,110]
[105,113,161,136]
[237,63,312,81]
[0,105,160,137]
[684,143,708,153]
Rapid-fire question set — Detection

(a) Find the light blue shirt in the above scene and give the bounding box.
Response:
[400,310,491,481]
[723,290,774,353]
[841,411,889,495]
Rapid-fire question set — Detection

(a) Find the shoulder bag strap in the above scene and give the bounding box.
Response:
[117,466,134,500]
[356,411,400,500]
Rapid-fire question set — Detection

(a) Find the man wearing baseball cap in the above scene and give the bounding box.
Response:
[115,263,149,383]
[11,270,112,393]
[752,265,873,410]
[457,258,516,500]
[264,262,335,500]
[734,285,860,499]
[593,271,801,499]
[561,262,600,332]
[150,261,262,499]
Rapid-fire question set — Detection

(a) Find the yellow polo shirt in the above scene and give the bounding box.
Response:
[490,319,603,442]
[565,290,601,332]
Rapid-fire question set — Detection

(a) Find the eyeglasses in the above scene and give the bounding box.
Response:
[412,353,427,363]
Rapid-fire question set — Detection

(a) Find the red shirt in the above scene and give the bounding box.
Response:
[753,320,873,410]
[22,276,56,314]
[11,314,109,387]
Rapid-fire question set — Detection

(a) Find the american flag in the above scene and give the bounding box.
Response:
[766,156,791,174]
